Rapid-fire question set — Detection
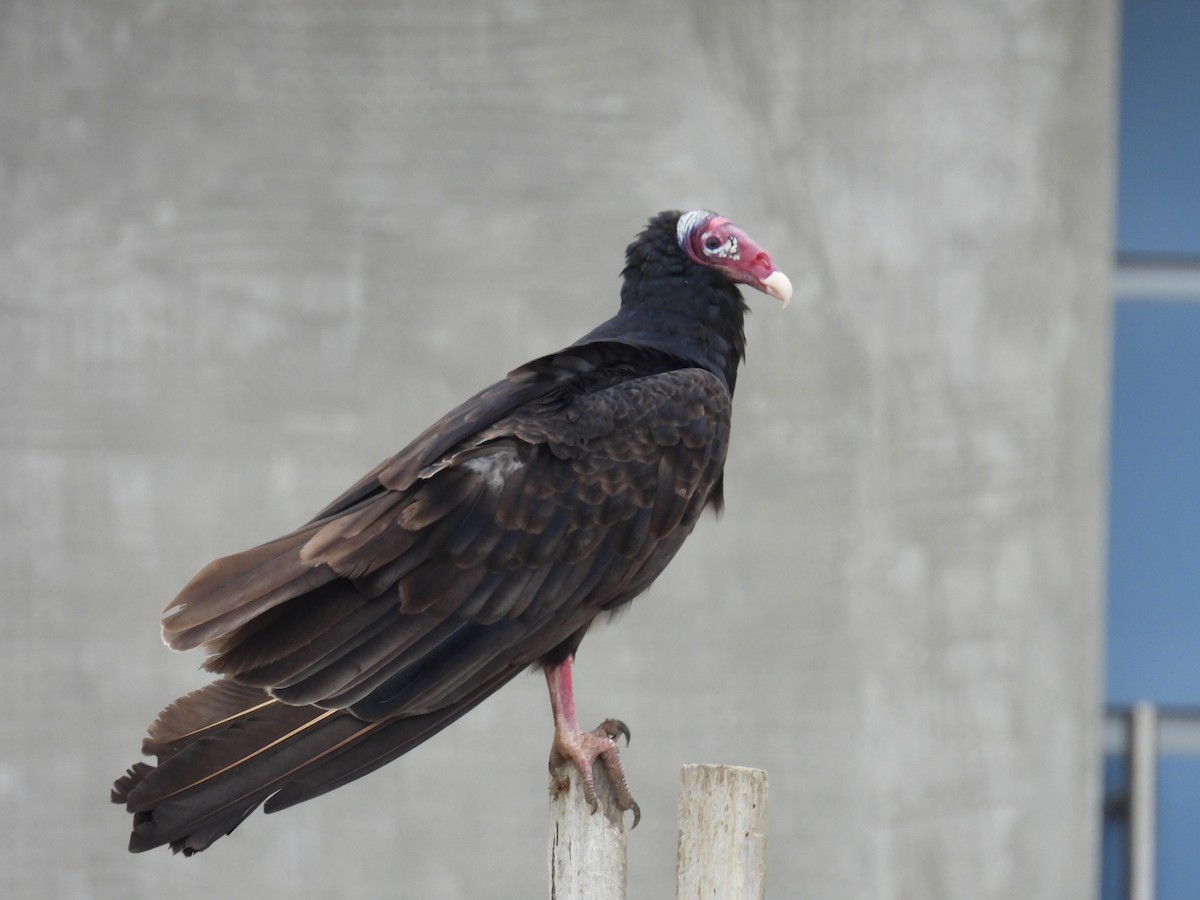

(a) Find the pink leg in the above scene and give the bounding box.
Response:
[544,655,640,827]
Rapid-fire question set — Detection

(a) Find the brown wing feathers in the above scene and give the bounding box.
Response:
[114,358,732,853]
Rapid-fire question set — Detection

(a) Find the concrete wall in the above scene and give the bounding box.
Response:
[1,2,1115,897]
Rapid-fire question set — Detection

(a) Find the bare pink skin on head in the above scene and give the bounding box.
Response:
[678,212,794,307]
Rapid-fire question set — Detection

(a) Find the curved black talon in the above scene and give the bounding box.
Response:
[629,800,641,830]
[600,718,631,746]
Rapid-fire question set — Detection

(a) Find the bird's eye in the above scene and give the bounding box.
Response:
[703,235,722,252]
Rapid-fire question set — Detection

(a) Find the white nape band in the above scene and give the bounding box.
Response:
[676,209,715,247]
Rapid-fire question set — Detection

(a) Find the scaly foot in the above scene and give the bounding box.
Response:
[549,716,640,827]
[544,656,640,828]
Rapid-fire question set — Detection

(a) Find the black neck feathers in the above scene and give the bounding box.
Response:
[580,211,749,394]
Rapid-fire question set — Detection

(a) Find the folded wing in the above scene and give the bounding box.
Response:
[163,353,730,722]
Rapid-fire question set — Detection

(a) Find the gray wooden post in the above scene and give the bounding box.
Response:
[676,764,769,899]
[548,762,627,900]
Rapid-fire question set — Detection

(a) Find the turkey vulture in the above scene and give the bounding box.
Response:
[112,209,791,854]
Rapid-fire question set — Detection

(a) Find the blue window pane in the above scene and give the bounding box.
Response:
[1100,751,1129,900]
[1106,301,1200,705]
[1116,0,1200,255]
[1158,756,1200,899]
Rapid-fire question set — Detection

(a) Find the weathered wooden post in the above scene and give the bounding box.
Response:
[676,764,769,899]
[548,762,768,897]
[548,762,627,899]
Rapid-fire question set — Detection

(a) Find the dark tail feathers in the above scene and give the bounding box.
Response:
[112,674,511,854]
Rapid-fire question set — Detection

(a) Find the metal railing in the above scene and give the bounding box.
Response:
[1104,704,1200,900]
[1114,254,1200,301]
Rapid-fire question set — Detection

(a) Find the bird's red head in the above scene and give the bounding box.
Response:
[677,210,793,307]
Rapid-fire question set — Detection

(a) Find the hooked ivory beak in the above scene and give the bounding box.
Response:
[761,270,794,309]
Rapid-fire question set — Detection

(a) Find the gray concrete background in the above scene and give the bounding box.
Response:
[1,2,1115,898]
